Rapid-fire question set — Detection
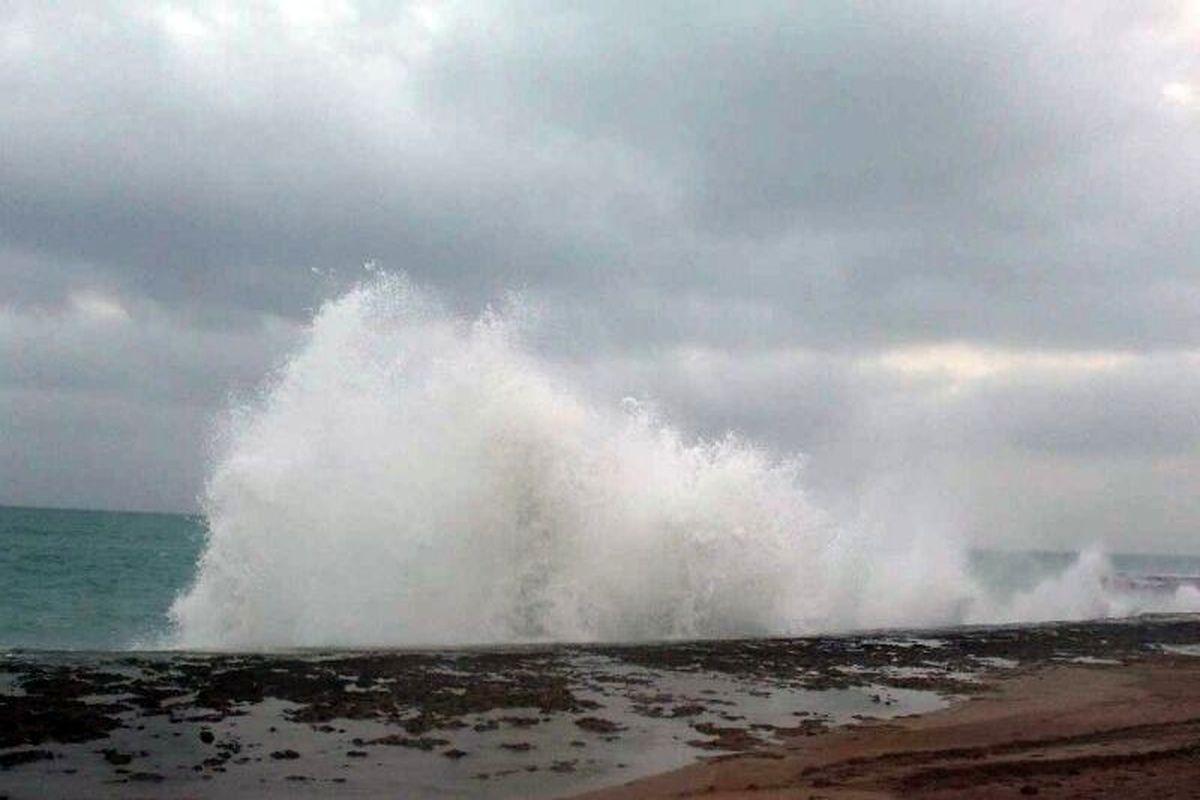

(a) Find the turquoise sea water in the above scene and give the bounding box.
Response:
[967,548,1200,594]
[2,504,1199,651]
[0,505,204,649]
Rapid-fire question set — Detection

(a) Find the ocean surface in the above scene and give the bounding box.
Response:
[3,503,1200,651]
[0,505,205,649]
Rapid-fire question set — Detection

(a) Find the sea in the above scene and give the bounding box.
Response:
[3,503,1200,652]
[0,504,205,650]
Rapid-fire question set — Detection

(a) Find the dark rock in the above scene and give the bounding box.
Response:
[689,722,765,751]
[101,749,133,765]
[671,703,707,718]
[127,772,165,783]
[0,749,54,769]
[363,734,449,751]
[499,715,540,728]
[574,716,622,733]
[270,749,301,760]
[0,695,124,748]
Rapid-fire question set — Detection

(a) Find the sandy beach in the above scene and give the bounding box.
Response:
[574,650,1200,799]
[2,615,1198,798]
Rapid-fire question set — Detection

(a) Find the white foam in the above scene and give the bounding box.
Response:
[970,548,1200,625]
[169,276,1200,647]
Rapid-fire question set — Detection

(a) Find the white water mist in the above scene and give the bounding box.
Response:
[170,276,1199,648]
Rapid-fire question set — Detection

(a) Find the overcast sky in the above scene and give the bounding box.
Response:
[2,1,1198,552]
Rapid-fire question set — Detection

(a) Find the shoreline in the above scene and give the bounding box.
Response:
[570,653,1200,799]
[2,615,1198,798]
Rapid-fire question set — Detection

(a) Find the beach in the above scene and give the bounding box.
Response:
[576,643,1200,799]
[3,615,1198,798]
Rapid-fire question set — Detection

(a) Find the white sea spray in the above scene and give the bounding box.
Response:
[170,276,1200,647]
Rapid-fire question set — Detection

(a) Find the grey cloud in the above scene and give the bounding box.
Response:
[3,1,1197,350]
[0,1,640,314]
[975,359,1200,458]
[0,301,299,404]
[415,1,1200,349]
[0,301,300,512]
[967,451,1200,553]
[427,2,1062,226]
[1,386,211,512]
[1,1,1198,547]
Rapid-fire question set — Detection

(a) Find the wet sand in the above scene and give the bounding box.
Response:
[1,615,1198,798]
[574,643,1200,799]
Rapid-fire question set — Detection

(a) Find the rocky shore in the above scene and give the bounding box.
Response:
[2,615,1198,798]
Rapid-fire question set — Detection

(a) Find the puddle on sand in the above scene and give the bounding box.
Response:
[1062,656,1123,665]
[1158,643,1200,657]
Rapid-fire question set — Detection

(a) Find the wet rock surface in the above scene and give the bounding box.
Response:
[1,615,1197,798]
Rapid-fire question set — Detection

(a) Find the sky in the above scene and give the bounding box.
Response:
[1,1,1198,552]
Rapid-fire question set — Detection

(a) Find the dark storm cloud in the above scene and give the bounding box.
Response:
[3,1,1197,347]
[0,1,1197,546]
[0,0,635,314]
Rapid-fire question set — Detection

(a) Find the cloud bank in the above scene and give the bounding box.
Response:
[1,1,1197,551]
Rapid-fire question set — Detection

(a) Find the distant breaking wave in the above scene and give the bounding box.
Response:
[169,276,1200,648]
